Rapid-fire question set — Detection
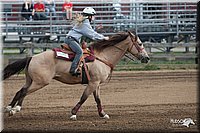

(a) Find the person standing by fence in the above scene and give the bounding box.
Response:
[62,0,73,20]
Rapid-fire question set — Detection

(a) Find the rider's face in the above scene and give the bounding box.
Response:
[91,16,95,21]
[88,16,95,22]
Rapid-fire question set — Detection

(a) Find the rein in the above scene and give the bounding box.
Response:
[85,32,144,82]
[87,33,142,70]
[84,33,141,83]
[87,50,114,84]
[94,55,114,71]
[87,51,114,72]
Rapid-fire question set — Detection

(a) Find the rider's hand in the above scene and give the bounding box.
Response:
[104,36,109,40]
[96,24,103,30]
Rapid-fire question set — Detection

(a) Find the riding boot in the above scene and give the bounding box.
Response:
[69,68,81,77]
[69,64,81,77]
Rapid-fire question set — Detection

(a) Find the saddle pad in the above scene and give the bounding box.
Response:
[52,47,95,62]
[53,48,74,61]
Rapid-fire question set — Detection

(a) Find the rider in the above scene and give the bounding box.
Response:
[65,7,109,76]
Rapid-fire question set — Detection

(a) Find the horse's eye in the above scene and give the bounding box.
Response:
[138,43,142,46]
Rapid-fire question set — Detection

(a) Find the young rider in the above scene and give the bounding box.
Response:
[65,7,109,76]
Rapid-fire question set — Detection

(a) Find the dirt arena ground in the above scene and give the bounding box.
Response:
[2,70,199,132]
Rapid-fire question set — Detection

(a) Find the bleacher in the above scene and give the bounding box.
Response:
[1,1,197,54]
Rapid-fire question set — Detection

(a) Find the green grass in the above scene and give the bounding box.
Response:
[115,58,197,71]
[3,49,197,71]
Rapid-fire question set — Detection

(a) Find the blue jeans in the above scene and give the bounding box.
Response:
[33,12,47,20]
[45,7,56,17]
[65,37,83,72]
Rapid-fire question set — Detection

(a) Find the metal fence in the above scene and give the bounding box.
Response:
[1,1,197,57]
[1,2,196,41]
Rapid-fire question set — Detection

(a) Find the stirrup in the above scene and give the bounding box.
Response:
[70,70,81,77]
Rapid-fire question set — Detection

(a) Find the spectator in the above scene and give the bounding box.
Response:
[62,0,73,20]
[44,0,56,17]
[32,0,47,20]
[21,0,33,21]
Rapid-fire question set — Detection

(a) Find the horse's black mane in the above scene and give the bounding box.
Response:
[90,32,129,52]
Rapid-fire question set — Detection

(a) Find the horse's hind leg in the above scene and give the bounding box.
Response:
[5,86,29,115]
[5,87,24,111]
[5,81,49,116]
[93,86,109,119]
[7,86,29,108]
[5,74,32,115]
[5,72,50,116]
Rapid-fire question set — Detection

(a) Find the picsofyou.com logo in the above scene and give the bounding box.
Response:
[170,118,195,127]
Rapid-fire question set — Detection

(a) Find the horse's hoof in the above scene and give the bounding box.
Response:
[103,114,110,119]
[13,106,21,112]
[4,106,12,113]
[70,115,77,121]
[9,110,16,116]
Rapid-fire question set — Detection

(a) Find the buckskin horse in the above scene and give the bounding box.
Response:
[3,31,150,120]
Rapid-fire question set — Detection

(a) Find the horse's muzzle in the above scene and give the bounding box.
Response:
[141,56,150,63]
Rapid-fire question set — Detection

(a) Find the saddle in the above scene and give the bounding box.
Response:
[60,41,95,62]
[53,41,95,84]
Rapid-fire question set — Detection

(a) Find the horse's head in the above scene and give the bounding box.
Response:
[127,31,150,63]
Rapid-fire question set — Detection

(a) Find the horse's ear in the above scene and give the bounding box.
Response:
[135,35,138,42]
[127,30,137,41]
[127,30,132,36]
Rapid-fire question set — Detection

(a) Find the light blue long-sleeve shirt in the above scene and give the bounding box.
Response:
[67,19,105,43]
[44,0,55,8]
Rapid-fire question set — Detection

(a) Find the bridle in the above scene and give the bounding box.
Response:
[127,32,144,58]
[86,32,146,82]
[88,32,145,72]
[113,32,145,60]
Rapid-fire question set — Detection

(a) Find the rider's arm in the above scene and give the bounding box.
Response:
[81,19,107,40]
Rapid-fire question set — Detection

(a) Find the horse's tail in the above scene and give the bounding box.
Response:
[3,57,32,80]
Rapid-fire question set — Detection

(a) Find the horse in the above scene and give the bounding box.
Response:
[3,31,150,120]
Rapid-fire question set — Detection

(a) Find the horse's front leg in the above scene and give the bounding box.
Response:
[93,86,109,119]
[70,82,99,120]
